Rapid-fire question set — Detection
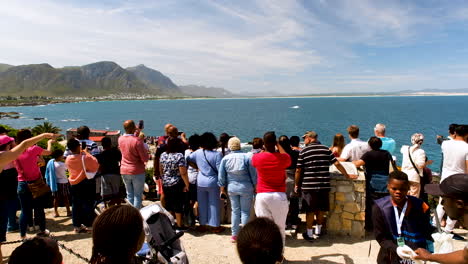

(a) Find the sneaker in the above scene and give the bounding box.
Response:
[28,226,35,232]
[302,232,314,242]
[37,229,50,237]
[34,225,40,231]
[231,236,237,243]
[312,234,320,240]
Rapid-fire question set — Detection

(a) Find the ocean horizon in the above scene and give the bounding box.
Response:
[1,95,467,172]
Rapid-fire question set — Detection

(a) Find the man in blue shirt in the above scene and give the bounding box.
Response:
[374,123,396,155]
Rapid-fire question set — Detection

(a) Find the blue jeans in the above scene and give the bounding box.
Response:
[7,198,18,230]
[197,186,220,227]
[17,181,46,237]
[122,174,145,209]
[70,179,96,228]
[229,191,253,236]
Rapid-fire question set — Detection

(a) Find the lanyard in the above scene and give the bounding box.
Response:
[393,201,408,236]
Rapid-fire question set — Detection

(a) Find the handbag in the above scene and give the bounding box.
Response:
[203,150,218,174]
[28,177,51,199]
[388,152,399,173]
[82,154,97,179]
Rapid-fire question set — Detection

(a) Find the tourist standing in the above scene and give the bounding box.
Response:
[119,120,149,209]
[218,137,257,242]
[159,137,190,230]
[330,133,345,157]
[436,125,468,239]
[15,129,55,239]
[278,135,300,232]
[400,133,426,198]
[45,149,71,217]
[65,139,99,233]
[338,125,370,162]
[96,137,122,207]
[247,137,263,158]
[354,136,396,231]
[374,123,396,155]
[184,134,201,227]
[187,132,224,233]
[295,131,355,241]
[252,131,291,246]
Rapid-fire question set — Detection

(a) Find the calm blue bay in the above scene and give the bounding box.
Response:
[1,96,467,171]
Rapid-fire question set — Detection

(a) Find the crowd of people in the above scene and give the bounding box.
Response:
[1,121,468,264]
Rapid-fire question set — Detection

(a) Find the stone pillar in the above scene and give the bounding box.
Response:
[327,164,366,238]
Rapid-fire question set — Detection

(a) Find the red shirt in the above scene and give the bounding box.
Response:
[252,152,291,193]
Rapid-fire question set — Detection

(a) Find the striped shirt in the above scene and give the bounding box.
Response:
[297,143,337,191]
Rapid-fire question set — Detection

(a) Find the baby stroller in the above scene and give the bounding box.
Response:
[138,203,189,264]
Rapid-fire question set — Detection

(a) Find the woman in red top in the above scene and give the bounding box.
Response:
[15,129,55,239]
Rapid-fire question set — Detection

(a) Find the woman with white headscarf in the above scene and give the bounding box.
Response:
[400,133,426,197]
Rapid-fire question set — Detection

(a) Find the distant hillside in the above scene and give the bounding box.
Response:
[179,85,235,98]
[0,62,180,97]
[0,63,13,72]
[126,64,182,96]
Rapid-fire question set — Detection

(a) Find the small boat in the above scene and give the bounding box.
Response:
[290,105,300,109]
[33,117,45,120]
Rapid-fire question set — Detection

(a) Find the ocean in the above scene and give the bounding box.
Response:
[1,96,467,171]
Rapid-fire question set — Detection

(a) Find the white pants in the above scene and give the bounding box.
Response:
[436,199,457,232]
[255,192,289,246]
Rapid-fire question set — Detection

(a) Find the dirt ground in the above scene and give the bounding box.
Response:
[2,204,466,264]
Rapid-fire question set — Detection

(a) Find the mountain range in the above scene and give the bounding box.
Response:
[0,61,233,98]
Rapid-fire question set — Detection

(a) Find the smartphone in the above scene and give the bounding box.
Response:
[138,120,144,130]
[220,193,228,199]
[81,141,87,150]
[178,131,183,136]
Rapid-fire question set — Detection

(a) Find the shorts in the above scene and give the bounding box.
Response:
[162,181,184,213]
[100,174,121,199]
[302,190,330,212]
[53,183,70,202]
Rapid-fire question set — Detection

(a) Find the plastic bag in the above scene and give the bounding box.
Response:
[428,232,454,264]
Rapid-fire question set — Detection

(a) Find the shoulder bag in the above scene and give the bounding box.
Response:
[203,150,218,174]
[17,159,51,199]
[82,154,97,179]
[408,146,421,176]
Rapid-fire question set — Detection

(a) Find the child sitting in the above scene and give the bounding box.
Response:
[45,149,71,217]
[373,170,434,264]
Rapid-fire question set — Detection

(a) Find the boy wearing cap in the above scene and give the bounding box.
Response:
[373,171,434,264]
[415,174,468,263]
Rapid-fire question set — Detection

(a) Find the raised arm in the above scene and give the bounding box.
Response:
[415,248,468,264]
[0,133,56,170]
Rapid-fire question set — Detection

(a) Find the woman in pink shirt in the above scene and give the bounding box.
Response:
[15,129,55,239]
[65,138,99,233]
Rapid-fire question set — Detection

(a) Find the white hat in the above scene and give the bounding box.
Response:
[228,137,241,151]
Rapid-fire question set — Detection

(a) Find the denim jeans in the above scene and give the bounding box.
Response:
[70,179,96,228]
[197,186,220,227]
[17,181,46,237]
[7,198,18,230]
[229,191,253,236]
[122,174,146,209]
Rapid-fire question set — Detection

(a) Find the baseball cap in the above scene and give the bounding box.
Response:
[425,174,468,199]
[0,135,14,146]
[302,131,317,139]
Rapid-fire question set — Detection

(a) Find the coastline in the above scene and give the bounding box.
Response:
[1,93,468,108]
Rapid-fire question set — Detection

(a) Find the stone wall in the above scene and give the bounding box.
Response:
[327,165,366,238]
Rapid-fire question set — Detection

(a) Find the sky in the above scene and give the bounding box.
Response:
[2,0,468,94]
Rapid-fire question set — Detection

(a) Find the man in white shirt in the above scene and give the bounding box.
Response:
[437,125,468,239]
[338,125,370,162]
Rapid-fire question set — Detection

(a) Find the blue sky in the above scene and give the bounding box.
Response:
[2,0,468,94]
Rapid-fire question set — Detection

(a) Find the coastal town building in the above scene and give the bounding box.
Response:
[66,128,120,147]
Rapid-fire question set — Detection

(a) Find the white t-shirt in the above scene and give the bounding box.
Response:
[441,140,468,181]
[184,149,198,184]
[54,161,69,184]
[340,138,370,162]
[400,145,426,183]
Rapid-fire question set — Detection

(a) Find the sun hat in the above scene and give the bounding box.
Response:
[302,131,317,139]
[0,135,14,146]
[425,174,468,199]
[228,137,241,151]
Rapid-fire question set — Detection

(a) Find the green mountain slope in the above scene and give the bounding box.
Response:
[126,64,182,95]
[0,61,180,97]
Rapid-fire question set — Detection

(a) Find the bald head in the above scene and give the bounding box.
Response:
[123,120,136,134]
